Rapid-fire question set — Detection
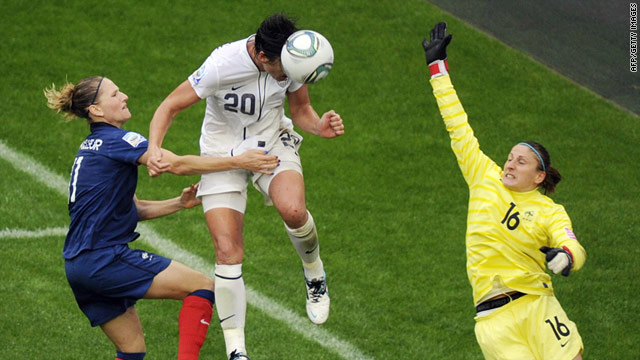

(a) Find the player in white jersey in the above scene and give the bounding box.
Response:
[147,14,344,360]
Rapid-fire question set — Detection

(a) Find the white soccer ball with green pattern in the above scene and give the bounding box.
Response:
[281,30,333,84]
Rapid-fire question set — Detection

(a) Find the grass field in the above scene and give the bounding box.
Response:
[1,1,639,359]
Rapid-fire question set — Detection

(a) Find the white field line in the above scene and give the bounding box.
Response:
[0,139,373,360]
[0,227,68,239]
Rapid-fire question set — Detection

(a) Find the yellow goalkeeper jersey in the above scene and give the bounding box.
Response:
[431,75,586,305]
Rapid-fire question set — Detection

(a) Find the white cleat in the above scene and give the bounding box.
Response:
[305,272,330,324]
[229,350,250,360]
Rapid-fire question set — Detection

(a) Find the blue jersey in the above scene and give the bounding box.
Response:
[63,122,148,259]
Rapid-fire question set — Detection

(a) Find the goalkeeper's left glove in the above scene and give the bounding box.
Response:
[540,246,574,277]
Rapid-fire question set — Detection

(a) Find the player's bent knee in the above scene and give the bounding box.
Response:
[101,307,146,352]
[214,242,244,264]
[281,206,308,229]
[211,235,244,264]
[178,273,214,298]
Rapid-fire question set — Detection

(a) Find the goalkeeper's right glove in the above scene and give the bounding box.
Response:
[422,22,452,78]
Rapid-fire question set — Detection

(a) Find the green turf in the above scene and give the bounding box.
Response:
[1,0,639,359]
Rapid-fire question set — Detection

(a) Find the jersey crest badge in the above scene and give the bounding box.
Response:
[122,132,147,147]
[191,64,207,85]
[522,210,535,223]
[564,227,578,240]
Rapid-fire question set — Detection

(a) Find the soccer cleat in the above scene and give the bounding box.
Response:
[229,350,250,360]
[304,272,330,324]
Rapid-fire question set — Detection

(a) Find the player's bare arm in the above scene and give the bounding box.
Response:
[148,80,202,176]
[138,148,279,176]
[167,150,279,175]
[287,85,344,138]
[133,184,200,221]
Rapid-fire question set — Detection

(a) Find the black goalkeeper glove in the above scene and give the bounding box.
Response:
[540,246,574,277]
[422,22,452,78]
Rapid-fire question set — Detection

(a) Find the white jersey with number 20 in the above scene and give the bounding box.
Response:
[188,35,303,157]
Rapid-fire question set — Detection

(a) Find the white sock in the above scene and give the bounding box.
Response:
[303,257,324,280]
[285,211,324,279]
[214,264,246,356]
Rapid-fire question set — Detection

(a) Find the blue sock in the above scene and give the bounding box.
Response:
[189,289,215,304]
[116,351,146,360]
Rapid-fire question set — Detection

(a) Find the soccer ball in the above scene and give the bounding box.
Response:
[280,30,334,84]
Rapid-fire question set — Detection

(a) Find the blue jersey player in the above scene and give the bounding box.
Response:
[44,76,278,360]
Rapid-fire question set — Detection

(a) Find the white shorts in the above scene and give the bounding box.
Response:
[199,128,303,214]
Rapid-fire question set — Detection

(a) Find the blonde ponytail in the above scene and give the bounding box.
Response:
[43,76,103,121]
[44,82,76,121]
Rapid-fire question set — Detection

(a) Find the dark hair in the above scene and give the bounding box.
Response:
[254,13,298,61]
[44,76,103,121]
[520,141,562,194]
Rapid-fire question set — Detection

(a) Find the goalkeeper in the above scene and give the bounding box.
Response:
[423,22,586,360]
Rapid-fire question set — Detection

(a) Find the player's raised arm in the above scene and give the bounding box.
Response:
[148,80,202,176]
[423,22,494,186]
[287,85,344,138]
